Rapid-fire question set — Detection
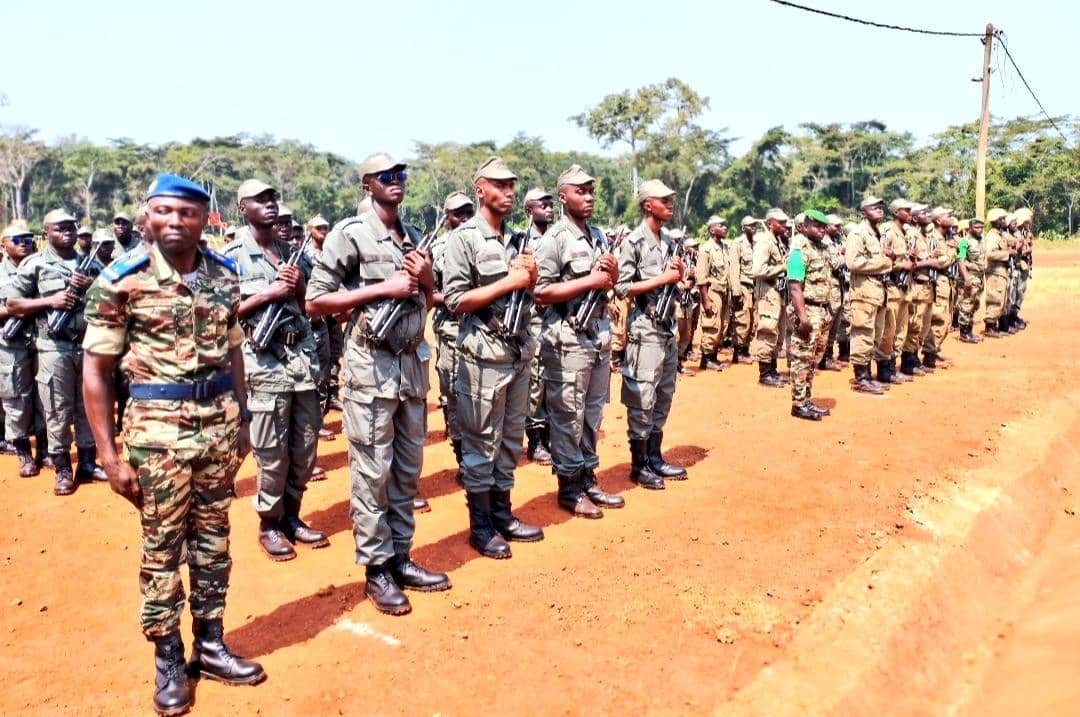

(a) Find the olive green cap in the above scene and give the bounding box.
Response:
[443,192,473,212]
[92,228,115,243]
[523,187,552,204]
[359,152,406,178]
[805,209,829,224]
[707,215,726,227]
[237,179,276,202]
[473,156,517,183]
[556,164,594,187]
[635,179,675,202]
[43,208,77,225]
[859,195,885,209]
[113,211,133,222]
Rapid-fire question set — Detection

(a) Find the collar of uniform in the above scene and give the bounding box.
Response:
[634,219,664,246]
[149,242,210,285]
[473,213,508,244]
[556,215,592,244]
[239,228,290,263]
[527,222,546,240]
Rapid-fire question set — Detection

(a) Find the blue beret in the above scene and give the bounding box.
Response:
[145,173,211,203]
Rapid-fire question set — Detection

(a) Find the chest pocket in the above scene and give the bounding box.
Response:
[355,237,400,282]
[38,275,68,295]
[567,242,594,278]
[639,243,664,281]
[476,243,509,286]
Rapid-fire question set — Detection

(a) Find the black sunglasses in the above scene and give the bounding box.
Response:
[376,170,407,185]
[10,236,34,246]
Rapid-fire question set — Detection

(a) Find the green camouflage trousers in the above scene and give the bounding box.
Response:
[957,274,984,329]
[129,434,237,638]
[541,347,610,478]
[789,305,832,404]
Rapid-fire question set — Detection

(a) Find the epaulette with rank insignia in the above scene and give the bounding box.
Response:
[205,248,239,275]
[102,247,150,282]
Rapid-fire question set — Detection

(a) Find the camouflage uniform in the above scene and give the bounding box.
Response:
[750,229,788,363]
[615,220,680,440]
[5,243,103,453]
[82,242,243,637]
[223,230,322,522]
[843,219,890,368]
[923,227,955,360]
[731,233,755,352]
[303,240,333,392]
[822,233,848,357]
[786,232,832,404]
[982,225,1011,325]
[956,232,985,333]
[306,211,429,566]
[696,237,732,357]
[534,216,611,480]
[0,255,44,442]
[878,220,913,365]
[442,215,535,492]
[902,224,934,356]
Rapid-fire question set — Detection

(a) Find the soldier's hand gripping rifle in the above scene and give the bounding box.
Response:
[249,235,313,352]
[568,228,617,331]
[653,232,685,321]
[45,239,104,340]
[366,215,443,343]
[501,230,530,337]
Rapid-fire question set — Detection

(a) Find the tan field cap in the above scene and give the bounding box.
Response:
[707,215,726,226]
[277,204,294,219]
[523,187,552,204]
[43,209,77,225]
[1014,207,1033,222]
[556,164,595,187]
[859,195,885,209]
[1,223,33,239]
[237,179,276,201]
[307,214,329,229]
[635,179,675,202]
[740,215,758,228]
[888,198,913,213]
[764,208,790,222]
[473,156,517,183]
[359,152,405,177]
[443,192,473,212]
[826,214,843,226]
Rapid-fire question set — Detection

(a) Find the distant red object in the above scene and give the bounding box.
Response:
[208,211,222,227]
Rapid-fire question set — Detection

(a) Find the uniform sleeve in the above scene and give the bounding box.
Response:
[613,236,639,299]
[694,245,711,286]
[786,248,806,282]
[983,232,1010,262]
[5,258,38,299]
[533,231,562,290]
[749,235,768,280]
[306,226,357,300]
[82,275,128,355]
[441,230,474,314]
[226,277,243,349]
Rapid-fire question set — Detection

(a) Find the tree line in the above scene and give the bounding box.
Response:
[1,78,1077,237]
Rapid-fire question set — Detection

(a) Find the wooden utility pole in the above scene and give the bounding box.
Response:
[975,24,994,220]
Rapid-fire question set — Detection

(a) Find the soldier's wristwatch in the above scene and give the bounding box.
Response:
[239,409,253,424]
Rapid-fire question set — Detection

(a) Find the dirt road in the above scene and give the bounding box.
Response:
[2,251,1077,716]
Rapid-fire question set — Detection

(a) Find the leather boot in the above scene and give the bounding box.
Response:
[413,496,431,513]
[922,352,937,370]
[889,359,912,383]
[699,352,725,371]
[791,401,822,421]
[807,401,831,417]
[490,489,544,542]
[837,339,851,363]
[629,438,664,490]
[389,552,451,592]
[151,633,192,716]
[899,352,916,376]
[582,467,624,508]
[75,445,108,482]
[35,431,51,469]
[770,359,790,384]
[610,349,625,372]
[364,563,411,615]
[984,319,1003,338]
[281,494,329,548]
[52,452,75,496]
[465,491,511,559]
[257,518,296,561]
[758,362,784,388]
[959,326,979,344]
[326,382,344,412]
[1014,315,1027,330]
[852,365,883,395]
[647,431,687,479]
[875,360,891,384]
[526,428,552,465]
[15,438,38,477]
[999,316,1013,335]
[557,471,602,519]
[1005,314,1020,334]
[189,618,265,685]
[0,436,14,454]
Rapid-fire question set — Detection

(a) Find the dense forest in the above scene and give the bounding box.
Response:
[1,78,1076,237]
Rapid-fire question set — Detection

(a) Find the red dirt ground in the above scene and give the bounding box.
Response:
[1,251,1077,716]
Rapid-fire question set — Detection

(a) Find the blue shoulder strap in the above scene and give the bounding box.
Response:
[101,247,150,282]
[205,248,239,275]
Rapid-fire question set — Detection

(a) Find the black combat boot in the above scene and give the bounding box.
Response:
[490,489,544,542]
[1014,314,1027,330]
[389,551,451,592]
[557,470,602,519]
[151,632,192,716]
[326,381,344,412]
[984,319,1003,338]
[189,618,265,685]
[770,359,790,384]
[280,494,329,549]
[364,563,412,615]
[817,344,831,370]
[922,352,938,370]
[465,490,511,559]
[899,352,916,376]
[257,518,296,561]
[35,431,51,469]
[526,428,552,464]
[852,364,884,395]
[75,445,107,482]
[890,359,912,383]
[0,434,14,454]
[837,339,851,363]
[52,452,75,496]
[629,438,664,490]
[959,326,980,344]
[582,466,624,508]
[875,360,891,384]
[14,438,38,477]
[647,431,687,479]
[791,401,823,421]
[758,362,784,388]
[699,352,725,371]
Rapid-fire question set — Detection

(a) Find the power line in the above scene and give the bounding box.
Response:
[993,33,1071,145]
[765,0,984,38]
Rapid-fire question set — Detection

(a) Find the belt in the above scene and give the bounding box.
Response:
[355,332,424,356]
[804,298,829,308]
[129,373,233,401]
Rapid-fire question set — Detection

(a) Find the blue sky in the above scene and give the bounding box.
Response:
[2,0,1073,161]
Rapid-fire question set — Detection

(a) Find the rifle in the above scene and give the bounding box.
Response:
[249,235,312,352]
[46,240,104,340]
[500,229,530,337]
[653,227,686,321]
[366,215,444,343]
[568,226,618,332]
[894,230,917,289]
